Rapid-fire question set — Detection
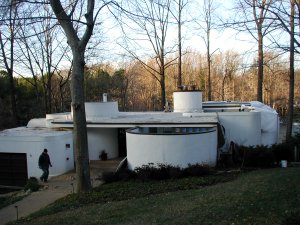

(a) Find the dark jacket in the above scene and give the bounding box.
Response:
[38,152,52,169]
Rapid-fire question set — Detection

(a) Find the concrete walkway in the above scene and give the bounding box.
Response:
[0,171,103,225]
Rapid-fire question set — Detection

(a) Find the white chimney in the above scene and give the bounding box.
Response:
[173,91,203,113]
[103,93,108,102]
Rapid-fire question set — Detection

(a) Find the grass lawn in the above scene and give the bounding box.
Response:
[0,192,26,210]
[9,167,300,225]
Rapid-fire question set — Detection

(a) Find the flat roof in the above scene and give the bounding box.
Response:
[0,127,72,137]
[48,111,219,128]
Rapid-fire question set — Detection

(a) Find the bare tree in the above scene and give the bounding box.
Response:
[229,0,274,102]
[286,0,295,140]
[49,0,107,192]
[0,0,20,127]
[170,0,189,87]
[194,0,218,101]
[220,51,240,101]
[266,0,298,140]
[118,0,176,109]
[15,5,70,114]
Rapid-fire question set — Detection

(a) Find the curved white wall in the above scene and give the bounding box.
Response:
[173,91,203,113]
[217,111,261,146]
[126,129,217,170]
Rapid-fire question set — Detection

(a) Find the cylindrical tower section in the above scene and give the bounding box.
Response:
[126,126,217,170]
[173,91,203,113]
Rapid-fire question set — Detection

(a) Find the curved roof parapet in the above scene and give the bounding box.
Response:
[128,126,216,135]
[27,118,46,128]
[46,112,72,120]
[85,102,120,119]
[250,101,278,114]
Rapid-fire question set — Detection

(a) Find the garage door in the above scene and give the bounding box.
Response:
[0,153,28,187]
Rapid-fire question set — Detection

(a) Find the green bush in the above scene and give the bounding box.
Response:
[272,142,295,163]
[24,177,41,192]
[283,210,300,225]
[135,163,182,181]
[233,141,298,168]
[233,145,275,168]
[182,163,213,176]
[102,163,214,183]
[102,169,136,183]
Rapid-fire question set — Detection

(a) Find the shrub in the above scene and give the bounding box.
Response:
[102,169,136,183]
[101,172,119,183]
[232,140,299,168]
[283,210,300,225]
[182,164,213,176]
[272,142,295,163]
[102,163,215,183]
[24,177,41,192]
[233,145,276,168]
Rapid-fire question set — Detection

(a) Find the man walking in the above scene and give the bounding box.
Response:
[38,149,52,182]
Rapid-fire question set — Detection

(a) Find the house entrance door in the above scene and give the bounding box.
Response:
[118,128,127,157]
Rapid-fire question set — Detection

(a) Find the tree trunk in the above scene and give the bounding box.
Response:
[206,20,212,101]
[207,48,212,101]
[177,0,182,87]
[257,29,264,102]
[286,0,295,141]
[160,66,166,110]
[49,0,94,192]
[7,68,18,127]
[72,49,92,192]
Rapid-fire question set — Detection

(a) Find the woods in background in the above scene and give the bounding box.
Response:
[0,0,299,130]
[0,49,298,130]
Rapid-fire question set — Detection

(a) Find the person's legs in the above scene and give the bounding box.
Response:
[40,168,49,182]
[44,168,49,182]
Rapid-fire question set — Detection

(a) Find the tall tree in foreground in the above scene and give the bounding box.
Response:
[267,0,300,139]
[286,0,295,141]
[49,0,98,192]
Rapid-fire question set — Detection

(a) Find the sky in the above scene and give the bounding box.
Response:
[2,0,293,76]
[98,0,262,67]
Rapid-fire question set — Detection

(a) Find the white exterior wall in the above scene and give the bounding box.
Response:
[85,102,119,118]
[126,130,217,170]
[217,111,262,146]
[173,91,203,113]
[87,128,118,160]
[250,102,279,145]
[0,133,74,178]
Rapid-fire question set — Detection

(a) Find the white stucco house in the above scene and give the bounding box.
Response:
[0,90,279,186]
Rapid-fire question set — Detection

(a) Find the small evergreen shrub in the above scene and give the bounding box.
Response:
[272,142,295,163]
[182,163,213,176]
[101,172,119,183]
[233,145,275,168]
[232,140,298,168]
[102,169,136,183]
[134,163,172,181]
[283,210,300,225]
[102,163,215,183]
[24,177,41,192]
